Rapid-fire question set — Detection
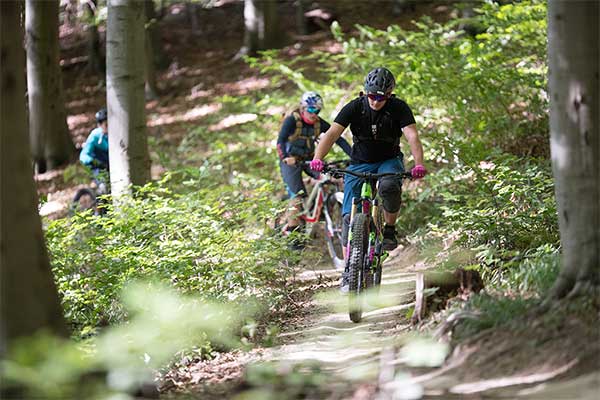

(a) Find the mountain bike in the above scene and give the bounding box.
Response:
[325,166,412,322]
[280,160,348,269]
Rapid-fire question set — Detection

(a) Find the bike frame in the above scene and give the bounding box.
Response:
[348,179,384,268]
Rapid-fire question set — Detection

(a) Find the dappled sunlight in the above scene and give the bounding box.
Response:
[269,248,420,382]
[217,77,270,95]
[312,40,344,54]
[67,113,95,144]
[264,105,287,116]
[208,113,257,131]
[186,87,215,101]
[449,359,579,395]
[147,103,222,127]
[380,272,416,284]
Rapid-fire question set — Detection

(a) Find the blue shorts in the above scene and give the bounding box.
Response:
[342,155,405,215]
[280,161,319,198]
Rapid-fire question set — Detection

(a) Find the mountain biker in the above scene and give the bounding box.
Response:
[80,108,109,193]
[310,67,426,287]
[278,91,352,249]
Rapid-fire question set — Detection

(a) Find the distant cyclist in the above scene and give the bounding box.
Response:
[277,91,352,248]
[311,67,426,288]
[80,108,109,194]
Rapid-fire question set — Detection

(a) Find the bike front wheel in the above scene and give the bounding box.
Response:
[348,213,369,323]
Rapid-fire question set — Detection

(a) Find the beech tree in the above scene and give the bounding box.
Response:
[547,0,599,299]
[25,0,74,173]
[144,0,160,100]
[106,0,150,201]
[83,0,105,75]
[241,0,283,56]
[1,1,68,357]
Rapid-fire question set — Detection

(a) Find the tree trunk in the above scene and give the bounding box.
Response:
[145,0,169,70]
[185,1,201,36]
[1,1,68,358]
[295,0,307,36]
[106,0,150,202]
[83,0,105,75]
[25,0,75,173]
[262,0,282,49]
[241,0,283,56]
[243,0,261,56]
[547,0,599,300]
[144,0,159,100]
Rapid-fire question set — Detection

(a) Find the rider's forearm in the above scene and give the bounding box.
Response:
[403,124,425,165]
[410,139,424,165]
[314,123,345,160]
[314,137,335,160]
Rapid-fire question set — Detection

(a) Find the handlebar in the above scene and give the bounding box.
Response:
[301,160,350,168]
[301,160,412,180]
[324,166,412,181]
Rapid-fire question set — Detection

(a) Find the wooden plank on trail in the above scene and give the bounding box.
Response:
[412,269,484,324]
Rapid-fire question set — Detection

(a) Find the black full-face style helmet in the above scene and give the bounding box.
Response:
[95,108,108,123]
[364,67,396,95]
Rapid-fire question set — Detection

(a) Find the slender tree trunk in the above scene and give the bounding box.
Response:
[243,0,261,56]
[296,0,307,36]
[241,0,283,56]
[1,1,68,358]
[25,0,75,173]
[262,0,282,49]
[106,0,150,202]
[83,0,105,75]
[145,0,169,70]
[185,1,201,36]
[547,0,600,300]
[144,0,159,100]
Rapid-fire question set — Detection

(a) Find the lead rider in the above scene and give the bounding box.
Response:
[310,67,426,288]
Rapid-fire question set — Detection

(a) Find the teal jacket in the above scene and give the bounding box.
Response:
[80,127,109,168]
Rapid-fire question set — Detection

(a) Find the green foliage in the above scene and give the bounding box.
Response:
[63,163,92,185]
[43,1,559,385]
[2,284,241,399]
[46,167,293,336]
[327,0,548,154]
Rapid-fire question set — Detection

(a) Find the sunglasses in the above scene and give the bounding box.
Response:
[367,93,390,102]
[306,106,321,114]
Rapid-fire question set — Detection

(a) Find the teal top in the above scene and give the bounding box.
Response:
[79,127,108,167]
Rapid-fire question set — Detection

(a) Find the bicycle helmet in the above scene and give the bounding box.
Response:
[364,67,396,95]
[300,91,324,112]
[95,108,108,123]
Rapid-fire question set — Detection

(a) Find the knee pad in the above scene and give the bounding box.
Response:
[341,213,351,245]
[378,176,402,213]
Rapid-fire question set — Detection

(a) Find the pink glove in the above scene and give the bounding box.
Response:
[411,164,427,179]
[310,159,324,172]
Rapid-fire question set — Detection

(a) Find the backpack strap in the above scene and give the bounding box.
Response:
[288,110,320,143]
[287,110,304,142]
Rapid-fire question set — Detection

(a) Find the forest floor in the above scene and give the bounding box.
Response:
[41,1,599,399]
[158,239,600,399]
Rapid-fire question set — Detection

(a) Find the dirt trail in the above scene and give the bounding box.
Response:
[260,245,432,396]
[252,245,600,400]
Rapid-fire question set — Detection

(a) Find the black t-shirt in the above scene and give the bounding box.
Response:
[334,96,416,163]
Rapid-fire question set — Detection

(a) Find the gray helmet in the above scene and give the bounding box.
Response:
[300,91,324,111]
[364,67,396,94]
[95,108,107,123]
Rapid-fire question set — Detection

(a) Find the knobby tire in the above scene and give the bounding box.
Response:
[349,213,369,323]
[373,206,384,288]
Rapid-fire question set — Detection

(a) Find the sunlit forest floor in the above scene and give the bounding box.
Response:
[36,1,599,399]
